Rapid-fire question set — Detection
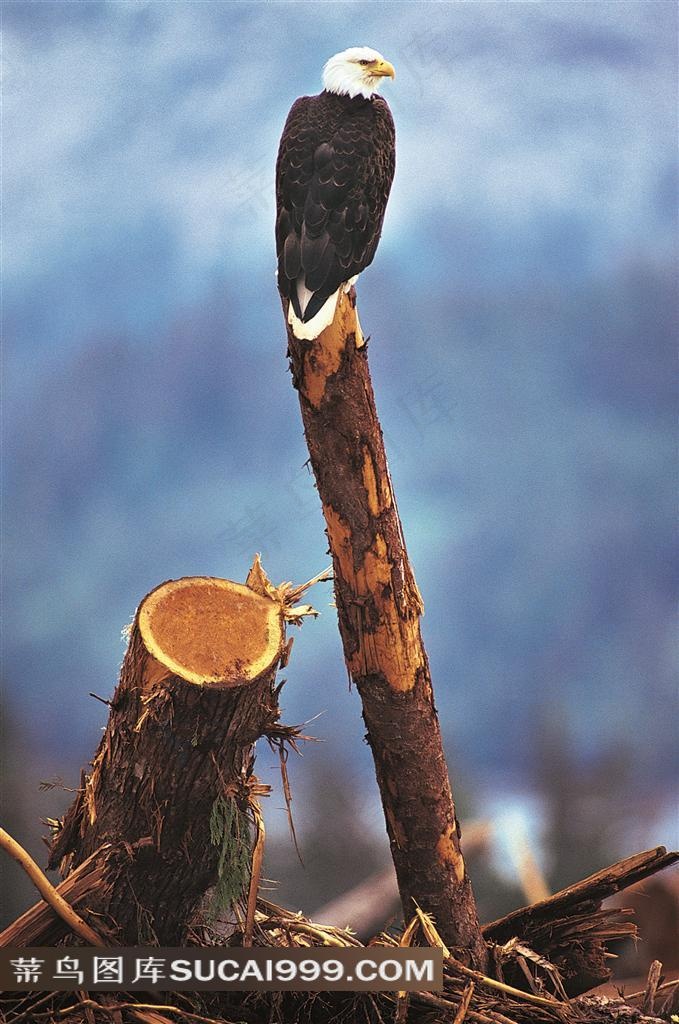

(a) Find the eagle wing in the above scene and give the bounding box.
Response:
[276,94,395,322]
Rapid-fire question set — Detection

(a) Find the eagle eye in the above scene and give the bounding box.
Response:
[359,59,371,66]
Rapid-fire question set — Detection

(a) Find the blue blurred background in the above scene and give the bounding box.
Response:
[2,2,677,932]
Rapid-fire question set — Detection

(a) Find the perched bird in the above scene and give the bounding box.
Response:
[276,46,396,340]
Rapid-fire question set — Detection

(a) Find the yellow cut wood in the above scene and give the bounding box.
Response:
[138,576,285,687]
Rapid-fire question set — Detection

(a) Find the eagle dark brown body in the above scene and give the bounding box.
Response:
[276,90,395,323]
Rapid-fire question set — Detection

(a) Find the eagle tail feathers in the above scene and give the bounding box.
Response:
[287,287,341,340]
[296,276,316,318]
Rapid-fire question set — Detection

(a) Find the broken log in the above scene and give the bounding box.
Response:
[284,290,487,967]
[485,847,679,997]
[45,570,291,945]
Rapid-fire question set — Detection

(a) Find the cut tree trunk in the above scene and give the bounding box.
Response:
[284,290,487,968]
[46,572,288,945]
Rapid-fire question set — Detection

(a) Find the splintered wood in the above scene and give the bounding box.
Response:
[484,846,679,996]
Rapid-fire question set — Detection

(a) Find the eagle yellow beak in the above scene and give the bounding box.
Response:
[372,58,395,79]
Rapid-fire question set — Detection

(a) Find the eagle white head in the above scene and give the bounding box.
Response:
[323,46,395,100]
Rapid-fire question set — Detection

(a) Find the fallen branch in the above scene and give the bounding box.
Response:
[0,829,104,946]
[242,798,265,947]
[453,982,475,1024]
[449,957,568,1014]
[641,961,663,1016]
[485,847,679,996]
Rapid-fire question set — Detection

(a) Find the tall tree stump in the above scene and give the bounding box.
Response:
[48,570,290,945]
[284,291,487,967]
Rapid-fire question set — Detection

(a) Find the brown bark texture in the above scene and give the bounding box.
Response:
[46,574,287,945]
[284,290,487,967]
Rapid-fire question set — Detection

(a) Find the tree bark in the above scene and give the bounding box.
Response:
[47,572,288,945]
[284,290,487,967]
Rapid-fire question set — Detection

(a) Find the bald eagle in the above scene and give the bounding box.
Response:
[276,47,396,340]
